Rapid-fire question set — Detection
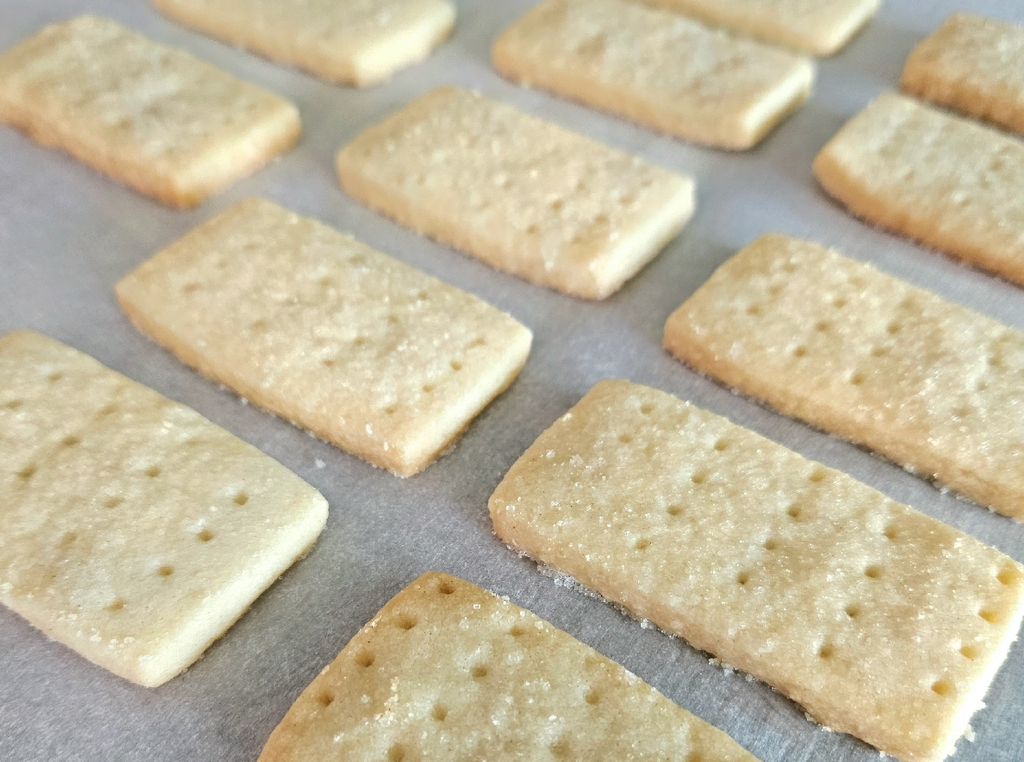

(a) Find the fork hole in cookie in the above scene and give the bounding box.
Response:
[105,496,123,509]
[786,504,802,520]
[845,603,862,619]
[317,691,334,708]
[818,643,835,659]
[471,664,489,679]
[997,565,1020,586]
[883,524,898,541]
[106,598,126,613]
[509,624,526,638]
[792,345,807,358]
[431,703,448,721]
[618,433,633,444]
[233,492,249,506]
[864,565,883,580]
[146,466,161,478]
[978,608,1001,624]
[959,644,979,660]
[549,738,571,758]
[48,372,64,383]
[438,580,456,595]
[640,404,654,414]
[3,400,23,410]
[157,565,174,578]
[666,505,683,517]
[714,439,729,452]
[736,571,750,586]
[196,529,214,543]
[931,680,953,698]
[355,650,375,668]
[585,689,601,706]
[17,464,36,481]
[634,538,651,551]
[450,361,463,371]
[387,744,406,762]
[395,614,417,631]
[763,538,778,551]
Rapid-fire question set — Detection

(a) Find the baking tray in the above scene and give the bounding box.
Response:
[1,1,1023,760]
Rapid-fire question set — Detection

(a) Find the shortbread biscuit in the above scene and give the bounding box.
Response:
[901,13,1024,137]
[259,572,761,762]
[664,234,1024,520]
[335,86,695,299]
[0,330,328,687]
[492,0,815,150]
[813,92,1024,286]
[116,198,532,477]
[490,380,1024,762]
[637,0,880,56]
[0,16,300,207]
[152,0,456,87]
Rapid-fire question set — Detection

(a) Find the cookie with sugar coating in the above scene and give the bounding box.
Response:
[901,13,1024,137]
[490,379,1024,762]
[336,86,695,299]
[152,0,456,87]
[814,92,1024,287]
[0,330,328,687]
[116,198,532,477]
[664,233,1024,520]
[258,572,761,762]
[493,0,815,150]
[0,15,300,207]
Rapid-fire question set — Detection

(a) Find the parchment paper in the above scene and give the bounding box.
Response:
[1,1,1023,760]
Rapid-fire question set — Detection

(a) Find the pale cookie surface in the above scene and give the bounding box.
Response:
[152,0,455,87]
[489,380,1024,762]
[635,0,880,56]
[0,15,300,208]
[492,0,815,150]
[116,198,532,477]
[813,91,1024,286]
[335,86,695,299]
[664,234,1024,520]
[901,13,1024,138]
[0,331,328,687]
[259,572,761,762]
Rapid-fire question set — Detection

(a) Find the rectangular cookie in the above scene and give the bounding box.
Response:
[335,86,695,299]
[151,0,456,87]
[0,330,328,687]
[489,380,1024,762]
[635,0,880,56]
[116,198,532,477]
[664,233,1024,520]
[258,572,761,762]
[901,13,1024,137]
[492,0,815,150]
[0,15,300,208]
[813,91,1024,286]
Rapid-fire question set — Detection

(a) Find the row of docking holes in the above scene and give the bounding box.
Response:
[316,578,634,762]
[748,287,1012,393]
